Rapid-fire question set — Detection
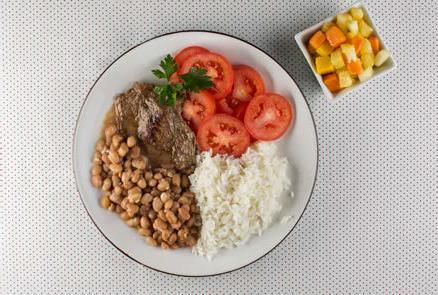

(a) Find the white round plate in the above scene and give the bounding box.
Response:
[73,31,318,277]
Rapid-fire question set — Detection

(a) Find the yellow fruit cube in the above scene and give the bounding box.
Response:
[374,49,390,67]
[358,67,373,82]
[361,53,375,68]
[330,49,345,69]
[341,43,357,63]
[321,21,334,32]
[316,41,334,57]
[347,20,359,36]
[360,38,373,55]
[315,56,334,74]
[350,7,364,20]
[338,70,353,88]
[336,13,353,32]
[358,20,373,37]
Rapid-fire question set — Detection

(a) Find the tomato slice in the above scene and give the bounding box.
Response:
[217,96,241,114]
[174,46,209,68]
[233,101,249,121]
[197,114,250,157]
[182,90,216,131]
[244,93,294,141]
[231,65,265,102]
[180,52,234,100]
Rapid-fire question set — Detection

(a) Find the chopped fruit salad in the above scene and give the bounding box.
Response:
[307,7,390,93]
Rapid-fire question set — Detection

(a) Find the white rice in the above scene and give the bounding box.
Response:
[189,142,293,259]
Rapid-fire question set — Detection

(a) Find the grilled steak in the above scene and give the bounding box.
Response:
[113,82,196,172]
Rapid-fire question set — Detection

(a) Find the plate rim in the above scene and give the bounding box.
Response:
[72,30,319,277]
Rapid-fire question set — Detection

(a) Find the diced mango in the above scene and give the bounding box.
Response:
[330,49,345,69]
[360,38,373,55]
[374,49,390,66]
[315,56,334,74]
[347,60,363,75]
[350,7,364,20]
[309,30,326,49]
[316,41,334,56]
[336,13,353,32]
[341,43,357,63]
[338,70,353,88]
[323,73,341,92]
[347,20,359,36]
[358,67,373,82]
[358,20,373,38]
[369,35,380,53]
[321,21,334,32]
[361,53,375,68]
[326,25,347,48]
[351,35,365,53]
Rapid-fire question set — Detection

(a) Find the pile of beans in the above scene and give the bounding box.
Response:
[91,124,201,249]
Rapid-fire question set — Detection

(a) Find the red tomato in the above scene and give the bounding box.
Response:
[217,96,241,114]
[180,52,234,100]
[174,46,209,68]
[233,101,249,121]
[231,65,265,102]
[182,90,216,131]
[197,114,250,157]
[244,93,294,141]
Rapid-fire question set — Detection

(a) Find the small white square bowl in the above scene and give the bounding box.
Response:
[295,2,396,101]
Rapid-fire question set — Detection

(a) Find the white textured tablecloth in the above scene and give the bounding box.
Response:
[1,0,437,294]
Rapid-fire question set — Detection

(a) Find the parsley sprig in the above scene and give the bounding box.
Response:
[152,54,213,105]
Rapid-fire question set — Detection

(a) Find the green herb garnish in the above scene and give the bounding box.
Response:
[152,54,213,106]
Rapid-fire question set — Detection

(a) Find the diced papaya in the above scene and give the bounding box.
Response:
[346,60,363,75]
[315,56,334,74]
[316,41,334,56]
[309,30,326,49]
[368,35,380,54]
[323,73,340,92]
[326,25,347,48]
[350,35,365,54]
[338,70,353,88]
[330,48,345,69]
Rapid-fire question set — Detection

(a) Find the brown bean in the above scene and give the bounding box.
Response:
[137,177,147,189]
[109,193,122,204]
[144,171,153,180]
[138,227,152,237]
[181,175,190,188]
[91,164,102,176]
[178,227,189,241]
[148,210,157,220]
[161,230,171,242]
[139,205,150,216]
[141,193,153,204]
[164,199,173,210]
[161,242,170,250]
[148,179,157,187]
[165,210,178,224]
[126,217,139,227]
[127,187,142,203]
[170,221,182,230]
[182,191,195,199]
[150,188,160,197]
[126,136,137,147]
[146,237,158,247]
[117,142,129,157]
[152,231,161,240]
[123,159,132,169]
[172,174,181,187]
[95,139,105,152]
[153,173,163,180]
[168,233,177,245]
[108,150,120,164]
[157,179,170,192]
[185,235,197,247]
[170,243,179,249]
[152,198,163,212]
[101,178,112,191]
[91,175,102,188]
[178,196,189,205]
[140,216,151,228]
[171,201,180,213]
[109,163,122,174]
[104,124,117,138]
[101,153,110,165]
[132,158,146,170]
[120,197,129,210]
[190,204,199,213]
[126,203,139,217]
[171,185,182,194]
[131,169,141,183]
[160,192,171,203]
[186,217,195,227]
[122,180,133,190]
[108,203,115,211]
[111,174,120,186]
[119,211,130,220]
[100,195,111,209]
[153,218,168,231]
[113,185,122,196]
[111,134,123,148]
[130,146,141,159]
[158,210,167,222]
[115,204,124,214]
[178,205,190,221]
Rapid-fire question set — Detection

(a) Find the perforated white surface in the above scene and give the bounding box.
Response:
[1,0,437,294]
